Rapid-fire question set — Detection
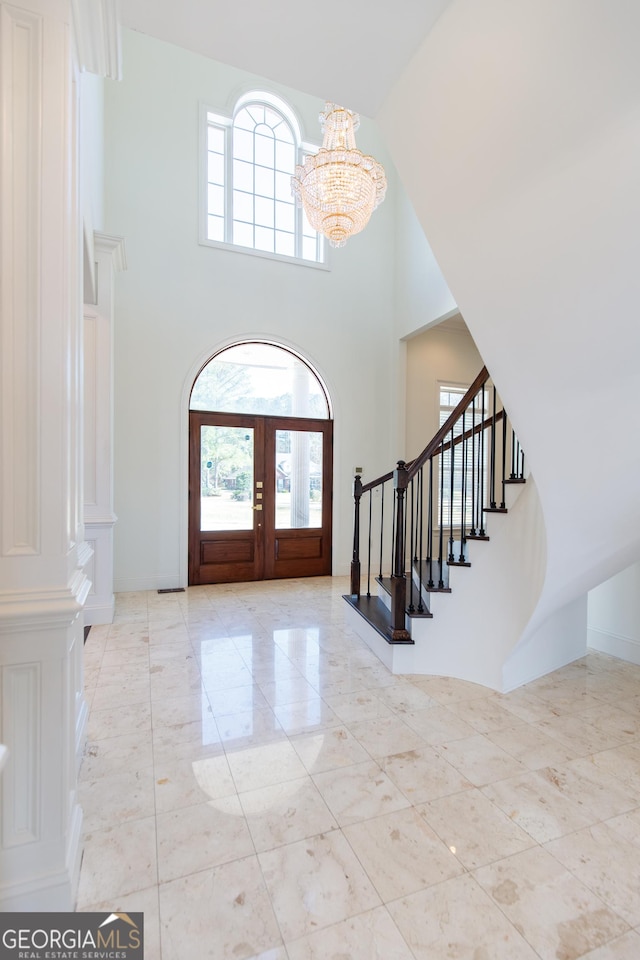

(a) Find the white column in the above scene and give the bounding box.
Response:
[0,0,87,910]
[84,234,125,625]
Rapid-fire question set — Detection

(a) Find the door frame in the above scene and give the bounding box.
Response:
[188,411,333,584]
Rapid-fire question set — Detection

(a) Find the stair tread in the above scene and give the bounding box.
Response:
[343,594,415,644]
[377,576,433,617]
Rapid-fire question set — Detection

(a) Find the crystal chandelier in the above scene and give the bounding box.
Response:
[291,103,387,248]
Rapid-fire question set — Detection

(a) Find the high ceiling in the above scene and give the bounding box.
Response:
[120,0,451,117]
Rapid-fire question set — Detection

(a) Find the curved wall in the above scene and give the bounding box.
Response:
[378,0,640,634]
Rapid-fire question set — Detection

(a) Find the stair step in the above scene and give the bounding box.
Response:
[377,576,433,618]
[342,593,415,644]
[415,539,471,589]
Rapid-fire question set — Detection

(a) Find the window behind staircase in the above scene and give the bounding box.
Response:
[438,383,488,527]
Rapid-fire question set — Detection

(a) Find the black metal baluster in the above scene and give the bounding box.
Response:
[427,457,434,589]
[479,387,486,536]
[413,472,419,563]
[500,405,507,509]
[448,425,455,563]
[350,474,362,598]
[389,461,410,641]
[510,427,517,480]
[366,489,373,597]
[417,466,425,611]
[408,477,415,612]
[379,482,385,579]
[438,447,445,588]
[470,390,477,535]
[391,488,397,582]
[490,385,497,508]
[459,409,467,561]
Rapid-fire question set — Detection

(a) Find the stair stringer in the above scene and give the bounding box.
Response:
[389,475,565,691]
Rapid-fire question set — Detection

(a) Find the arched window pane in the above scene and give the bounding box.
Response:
[275,141,295,172]
[233,128,254,161]
[190,342,330,419]
[234,108,255,132]
[254,165,274,198]
[233,159,253,192]
[273,122,293,144]
[254,134,275,168]
[247,105,264,125]
[275,171,293,202]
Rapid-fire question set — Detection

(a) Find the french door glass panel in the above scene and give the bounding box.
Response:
[200,425,254,531]
[275,429,322,529]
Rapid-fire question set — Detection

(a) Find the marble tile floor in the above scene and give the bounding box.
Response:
[78,576,640,959]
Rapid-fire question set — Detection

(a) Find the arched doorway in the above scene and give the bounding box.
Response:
[188,341,333,584]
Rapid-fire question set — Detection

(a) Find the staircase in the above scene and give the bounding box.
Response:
[343,366,540,690]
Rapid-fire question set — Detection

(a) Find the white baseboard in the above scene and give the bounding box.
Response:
[587,627,640,666]
[84,597,115,625]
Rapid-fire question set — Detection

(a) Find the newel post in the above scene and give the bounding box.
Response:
[390,460,411,642]
[350,474,363,597]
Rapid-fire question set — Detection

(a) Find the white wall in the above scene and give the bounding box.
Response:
[588,563,640,665]
[105,30,399,589]
[394,189,457,341]
[378,0,640,642]
[404,321,483,459]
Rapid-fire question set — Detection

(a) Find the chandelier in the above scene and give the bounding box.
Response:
[291,103,387,248]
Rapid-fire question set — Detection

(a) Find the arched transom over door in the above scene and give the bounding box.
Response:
[188,342,333,584]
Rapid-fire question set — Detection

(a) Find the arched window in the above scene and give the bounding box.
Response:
[190,341,331,418]
[203,92,324,265]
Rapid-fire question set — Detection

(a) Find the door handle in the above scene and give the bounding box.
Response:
[253,504,263,511]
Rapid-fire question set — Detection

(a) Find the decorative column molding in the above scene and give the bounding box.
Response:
[0,0,87,911]
[0,2,42,561]
[71,0,121,80]
[84,232,126,625]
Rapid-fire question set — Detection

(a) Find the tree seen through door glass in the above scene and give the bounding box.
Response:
[200,425,254,531]
[275,430,322,529]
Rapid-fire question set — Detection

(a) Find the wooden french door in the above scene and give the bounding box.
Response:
[189,411,333,584]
